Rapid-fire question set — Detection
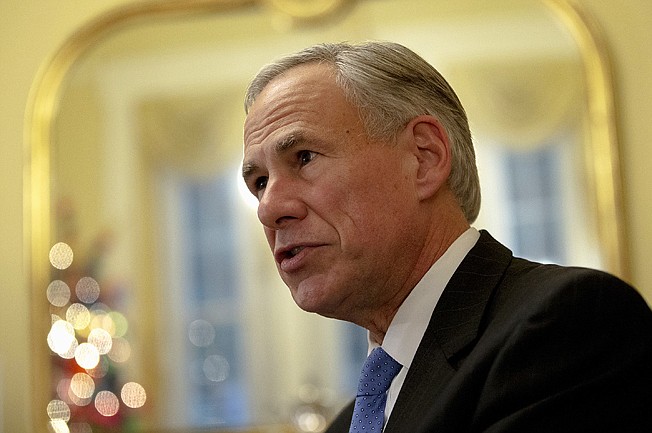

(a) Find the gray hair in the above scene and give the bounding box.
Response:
[244,41,480,223]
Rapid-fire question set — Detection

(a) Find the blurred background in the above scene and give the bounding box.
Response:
[1,1,651,432]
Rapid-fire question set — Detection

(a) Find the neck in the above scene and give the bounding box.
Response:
[364,217,470,344]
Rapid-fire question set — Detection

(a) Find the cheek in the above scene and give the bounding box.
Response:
[343,172,417,240]
[263,228,276,250]
[307,153,412,235]
[331,192,395,252]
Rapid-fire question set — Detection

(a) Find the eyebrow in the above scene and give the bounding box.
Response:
[241,162,257,181]
[242,133,305,181]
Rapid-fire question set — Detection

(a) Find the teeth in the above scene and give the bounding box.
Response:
[289,246,303,257]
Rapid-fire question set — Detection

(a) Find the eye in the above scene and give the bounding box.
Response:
[298,150,317,166]
[254,176,268,193]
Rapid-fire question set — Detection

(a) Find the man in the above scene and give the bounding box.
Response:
[241,41,652,432]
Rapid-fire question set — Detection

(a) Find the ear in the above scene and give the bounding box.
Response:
[405,115,452,201]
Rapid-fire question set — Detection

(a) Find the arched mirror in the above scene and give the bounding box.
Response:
[27,0,626,432]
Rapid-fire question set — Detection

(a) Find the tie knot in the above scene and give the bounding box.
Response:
[356,347,402,397]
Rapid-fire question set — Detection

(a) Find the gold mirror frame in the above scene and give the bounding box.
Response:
[25,0,628,430]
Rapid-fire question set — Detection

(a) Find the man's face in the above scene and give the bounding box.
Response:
[242,63,423,322]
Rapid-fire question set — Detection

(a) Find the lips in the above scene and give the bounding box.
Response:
[274,243,320,272]
[275,245,305,263]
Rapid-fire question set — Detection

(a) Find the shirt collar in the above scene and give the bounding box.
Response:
[369,227,480,368]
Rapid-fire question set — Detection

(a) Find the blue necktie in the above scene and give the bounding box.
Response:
[349,347,402,433]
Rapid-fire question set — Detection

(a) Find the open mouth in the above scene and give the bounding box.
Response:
[286,246,304,258]
[275,245,308,265]
[275,244,322,272]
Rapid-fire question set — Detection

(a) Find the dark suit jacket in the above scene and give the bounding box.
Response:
[326,230,652,433]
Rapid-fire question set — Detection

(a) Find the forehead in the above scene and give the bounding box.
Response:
[243,63,358,148]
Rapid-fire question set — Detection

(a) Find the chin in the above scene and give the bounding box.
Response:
[292,289,325,314]
[290,280,338,317]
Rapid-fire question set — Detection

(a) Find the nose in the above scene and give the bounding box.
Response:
[257,175,307,230]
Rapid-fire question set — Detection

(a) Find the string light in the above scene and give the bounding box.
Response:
[46,241,147,430]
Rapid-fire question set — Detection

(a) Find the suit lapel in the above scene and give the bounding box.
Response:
[384,230,512,433]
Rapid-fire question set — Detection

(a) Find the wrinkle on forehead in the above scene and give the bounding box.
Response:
[244,63,340,147]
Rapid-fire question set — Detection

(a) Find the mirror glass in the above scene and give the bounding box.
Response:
[32,0,624,432]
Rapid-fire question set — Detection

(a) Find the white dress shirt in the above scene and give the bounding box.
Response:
[367,227,480,428]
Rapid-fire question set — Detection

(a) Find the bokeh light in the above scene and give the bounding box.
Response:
[108,311,128,338]
[75,342,100,369]
[121,382,147,408]
[88,328,113,354]
[49,242,74,270]
[295,411,327,433]
[49,419,71,433]
[47,239,146,427]
[188,319,215,347]
[203,355,230,382]
[59,338,79,360]
[108,337,131,363]
[86,356,109,379]
[95,390,120,417]
[70,373,95,399]
[75,276,100,304]
[68,389,92,408]
[47,399,71,421]
[48,320,77,356]
[89,309,115,336]
[66,303,91,330]
[56,378,72,404]
[47,280,71,307]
